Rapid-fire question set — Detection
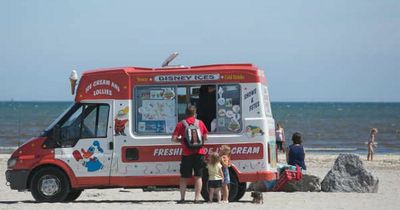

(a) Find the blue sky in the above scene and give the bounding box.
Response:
[0,0,399,102]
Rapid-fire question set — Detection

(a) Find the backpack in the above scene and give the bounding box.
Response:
[181,119,204,149]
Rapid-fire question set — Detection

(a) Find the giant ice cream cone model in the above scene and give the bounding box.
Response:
[69,70,78,95]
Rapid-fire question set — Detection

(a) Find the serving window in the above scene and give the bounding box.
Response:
[134,84,241,135]
[135,86,177,134]
[215,85,241,132]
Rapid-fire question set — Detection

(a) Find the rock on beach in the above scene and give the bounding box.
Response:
[321,153,379,193]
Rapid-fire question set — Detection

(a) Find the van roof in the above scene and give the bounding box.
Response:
[83,63,258,74]
[75,63,266,102]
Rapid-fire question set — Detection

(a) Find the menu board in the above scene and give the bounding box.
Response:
[136,87,177,134]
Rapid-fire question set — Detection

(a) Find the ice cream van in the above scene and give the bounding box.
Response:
[6,57,277,202]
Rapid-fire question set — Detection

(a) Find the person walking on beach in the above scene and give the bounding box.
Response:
[207,152,224,203]
[172,105,208,203]
[219,145,232,203]
[367,128,378,161]
[275,123,286,153]
[286,132,307,171]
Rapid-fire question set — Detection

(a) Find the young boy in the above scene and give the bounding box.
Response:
[219,145,231,203]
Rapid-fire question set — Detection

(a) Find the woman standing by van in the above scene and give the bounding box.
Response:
[275,123,286,153]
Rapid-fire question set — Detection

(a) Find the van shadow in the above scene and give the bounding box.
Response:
[71,199,179,204]
[0,200,174,204]
[0,200,37,204]
[0,200,253,204]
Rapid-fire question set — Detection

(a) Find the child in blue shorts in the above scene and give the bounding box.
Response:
[219,145,231,203]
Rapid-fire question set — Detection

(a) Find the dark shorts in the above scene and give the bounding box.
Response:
[180,154,205,178]
[208,180,222,188]
[276,141,285,151]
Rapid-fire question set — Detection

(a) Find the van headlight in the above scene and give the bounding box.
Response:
[7,157,17,169]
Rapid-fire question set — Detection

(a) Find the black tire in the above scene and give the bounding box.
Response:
[201,167,239,202]
[30,167,71,202]
[65,189,83,202]
[200,168,210,201]
[235,182,247,201]
[227,168,239,202]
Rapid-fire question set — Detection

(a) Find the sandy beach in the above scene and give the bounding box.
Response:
[1,153,399,210]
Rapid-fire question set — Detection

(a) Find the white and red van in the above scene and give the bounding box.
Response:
[6,63,277,202]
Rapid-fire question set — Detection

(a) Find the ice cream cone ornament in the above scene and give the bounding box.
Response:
[69,70,79,95]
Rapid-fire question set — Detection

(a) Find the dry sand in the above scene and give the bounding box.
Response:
[1,153,399,210]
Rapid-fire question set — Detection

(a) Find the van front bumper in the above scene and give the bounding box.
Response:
[6,169,30,191]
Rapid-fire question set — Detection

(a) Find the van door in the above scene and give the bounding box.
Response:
[54,101,114,184]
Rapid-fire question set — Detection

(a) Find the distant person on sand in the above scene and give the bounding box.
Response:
[367,128,378,161]
[275,123,286,153]
[286,132,307,170]
[172,105,208,203]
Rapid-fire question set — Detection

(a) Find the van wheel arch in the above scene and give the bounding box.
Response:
[28,165,71,189]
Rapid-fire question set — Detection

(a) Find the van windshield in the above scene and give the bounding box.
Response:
[44,103,75,132]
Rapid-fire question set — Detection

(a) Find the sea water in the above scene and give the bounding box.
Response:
[0,101,399,154]
[273,102,400,154]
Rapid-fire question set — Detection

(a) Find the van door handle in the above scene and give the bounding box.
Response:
[109,142,114,150]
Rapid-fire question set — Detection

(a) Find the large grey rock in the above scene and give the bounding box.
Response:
[281,174,321,192]
[321,153,379,193]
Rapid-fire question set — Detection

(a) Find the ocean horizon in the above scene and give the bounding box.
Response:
[1,101,399,154]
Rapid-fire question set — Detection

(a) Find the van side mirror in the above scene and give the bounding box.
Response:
[43,125,62,148]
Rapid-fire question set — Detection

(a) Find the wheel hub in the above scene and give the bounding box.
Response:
[40,175,60,196]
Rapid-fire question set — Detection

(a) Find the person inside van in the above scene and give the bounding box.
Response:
[197,85,216,132]
[171,105,209,203]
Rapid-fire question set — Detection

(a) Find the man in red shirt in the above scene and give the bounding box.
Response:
[172,105,208,203]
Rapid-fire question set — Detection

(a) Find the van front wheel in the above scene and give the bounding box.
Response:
[30,167,71,202]
[65,189,83,202]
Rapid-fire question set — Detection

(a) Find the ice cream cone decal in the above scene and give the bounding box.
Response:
[69,70,78,95]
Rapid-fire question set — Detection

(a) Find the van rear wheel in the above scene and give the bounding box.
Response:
[227,168,239,201]
[235,182,247,201]
[30,167,70,202]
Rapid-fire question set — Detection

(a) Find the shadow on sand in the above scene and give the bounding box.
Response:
[0,199,253,204]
